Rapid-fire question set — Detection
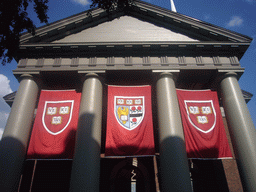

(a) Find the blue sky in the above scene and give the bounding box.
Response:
[0,0,256,138]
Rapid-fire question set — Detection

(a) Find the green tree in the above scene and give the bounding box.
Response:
[90,0,135,13]
[0,0,134,65]
[0,0,49,65]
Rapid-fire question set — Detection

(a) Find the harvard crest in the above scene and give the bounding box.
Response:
[42,100,74,135]
[114,96,145,130]
[185,100,216,133]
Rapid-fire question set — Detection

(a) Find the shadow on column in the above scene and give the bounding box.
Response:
[70,113,101,192]
[19,113,100,192]
[159,136,229,192]
[159,136,191,192]
[0,137,26,191]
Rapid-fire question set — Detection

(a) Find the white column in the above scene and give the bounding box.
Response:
[69,73,103,192]
[220,72,256,192]
[156,73,192,192]
[0,74,39,192]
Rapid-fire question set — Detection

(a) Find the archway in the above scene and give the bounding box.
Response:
[109,158,151,192]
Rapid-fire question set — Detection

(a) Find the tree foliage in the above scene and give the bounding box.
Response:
[0,0,49,65]
[0,0,134,65]
[90,0,135,13]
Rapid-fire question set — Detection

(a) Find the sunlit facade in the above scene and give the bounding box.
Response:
[1,1,255,191]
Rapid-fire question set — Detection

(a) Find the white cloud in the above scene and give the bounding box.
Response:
[0,104,10,140]
[0,74,12,97]
[0,74,12,140]
[0,128,4,140]
[0,96,10,112]
[204,14,210,21]
[71,0,90,6]
[227,16,243,27]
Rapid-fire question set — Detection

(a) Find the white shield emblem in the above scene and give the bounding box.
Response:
[114,96,145,131]
[42,100,74,135]
[185,100,216,133]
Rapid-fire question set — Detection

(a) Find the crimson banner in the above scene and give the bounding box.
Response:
[27,90,81,159]
[105,86,155,156]
[176,89,232,158]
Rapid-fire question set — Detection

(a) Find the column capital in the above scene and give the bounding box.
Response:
[20,73,34,79]
[157,72,179,83]
[222,72,238,79]
[18,73,42,88]
[84,72,100,79]
[16,73,40,80]
[79,73,104,84]
[212,71,239,90]
[216,71,242,85]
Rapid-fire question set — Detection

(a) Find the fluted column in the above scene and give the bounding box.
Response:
[0,74,39,192]
[69,73,103,192]
[156,73,192,192]
[220,72,256,192]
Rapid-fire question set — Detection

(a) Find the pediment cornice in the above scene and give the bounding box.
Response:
[20,1,252,45]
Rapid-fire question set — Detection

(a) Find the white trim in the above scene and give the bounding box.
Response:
[42,100,74,135]
[184,100,216,133]
[114,96,145,131]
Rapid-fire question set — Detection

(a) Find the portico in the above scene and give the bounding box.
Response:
[0,1,255,191]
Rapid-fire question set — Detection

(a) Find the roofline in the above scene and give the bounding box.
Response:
[14,41,250,63]
[19,0,253,45]
[134,1,252,42]
[19,41,251,47]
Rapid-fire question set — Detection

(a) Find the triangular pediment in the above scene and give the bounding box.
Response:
[20,0,252,45]
[54,16,199,43]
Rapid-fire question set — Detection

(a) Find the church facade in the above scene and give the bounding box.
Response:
[1,1,256,191]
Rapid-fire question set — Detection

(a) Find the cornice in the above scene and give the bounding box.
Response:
[16,41,250,61]
[19,0,252,46]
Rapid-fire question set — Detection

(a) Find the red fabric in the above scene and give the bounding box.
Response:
[27,90,81,159]
[105,86,155,156]
[176,89,232,158]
